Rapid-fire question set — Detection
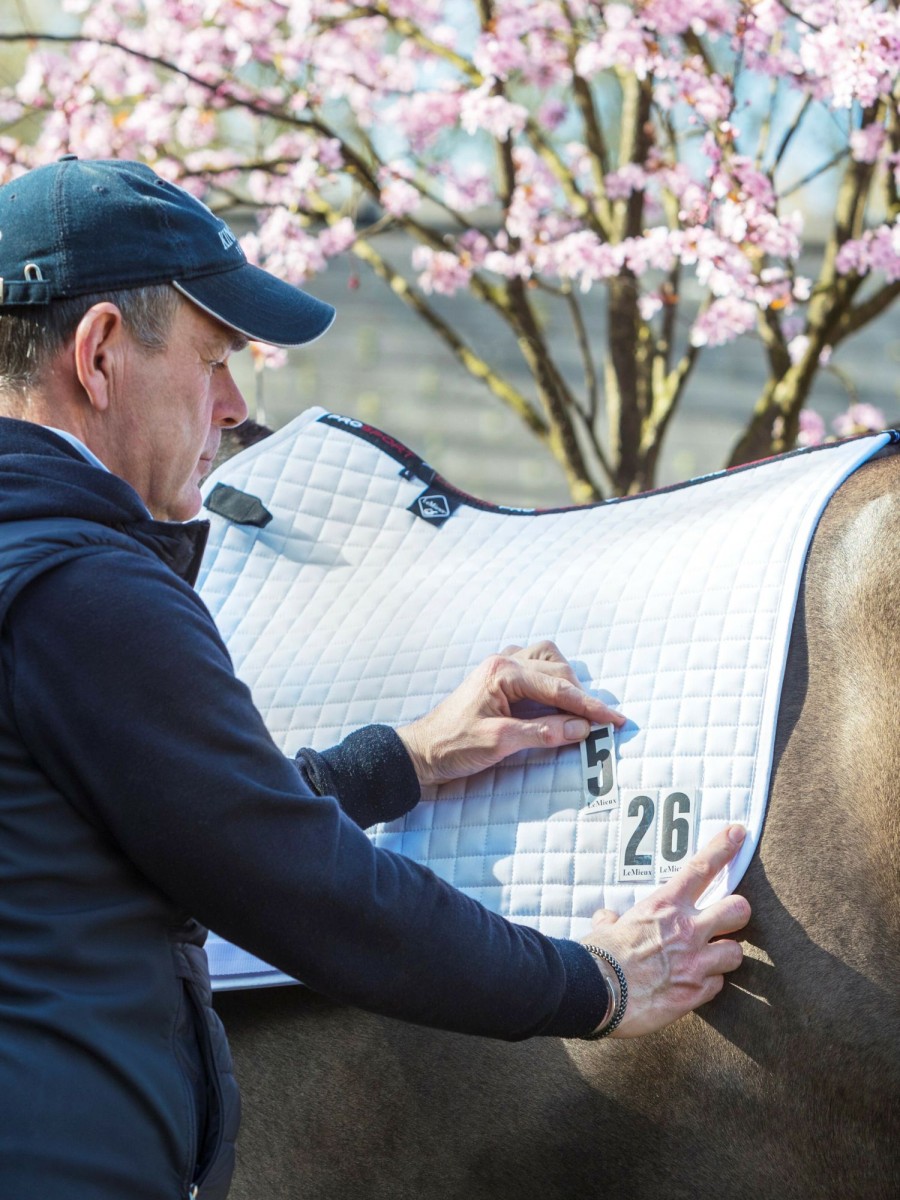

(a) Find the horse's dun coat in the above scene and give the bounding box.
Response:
[215,444,900,1200]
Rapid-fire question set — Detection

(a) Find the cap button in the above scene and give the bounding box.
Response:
[58,154,78,162]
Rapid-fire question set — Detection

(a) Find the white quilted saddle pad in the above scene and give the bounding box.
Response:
[197,408,890,990]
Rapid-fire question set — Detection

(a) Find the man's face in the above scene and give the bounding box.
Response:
[108,300,249,522]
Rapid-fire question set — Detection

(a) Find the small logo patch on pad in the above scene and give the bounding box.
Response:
[407,485,461,527]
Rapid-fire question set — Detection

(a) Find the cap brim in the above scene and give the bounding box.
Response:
[173,263,336,347]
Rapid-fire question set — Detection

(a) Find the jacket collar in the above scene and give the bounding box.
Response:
[0,418,211,587]
[124,517,210,588]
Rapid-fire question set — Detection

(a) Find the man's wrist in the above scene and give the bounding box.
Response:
[395,721,434,788]
[581,945,628,1039]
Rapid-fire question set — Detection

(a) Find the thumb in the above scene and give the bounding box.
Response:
[537,715,593,746]
[492,714,592,757]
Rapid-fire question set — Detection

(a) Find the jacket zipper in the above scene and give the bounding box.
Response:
[186,989,227,1197]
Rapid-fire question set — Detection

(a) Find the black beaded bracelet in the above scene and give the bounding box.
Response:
[582,945,628,1040]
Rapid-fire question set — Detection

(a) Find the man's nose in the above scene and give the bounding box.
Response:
[213,366,249,428]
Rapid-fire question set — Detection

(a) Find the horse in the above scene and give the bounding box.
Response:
[213,445,900,1200]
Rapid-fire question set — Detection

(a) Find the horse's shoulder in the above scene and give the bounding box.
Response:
[819,446,900,529]
[806,447,900,602]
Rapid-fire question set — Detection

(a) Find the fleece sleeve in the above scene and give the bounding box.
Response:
[295,726,421,829]
[3,547,607,1040]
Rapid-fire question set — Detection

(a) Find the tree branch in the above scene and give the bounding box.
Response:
[772,93,813,173]
[347,233,550,442]
[832,279,900,343]
[779,147,848,199]
[563,285,600,425]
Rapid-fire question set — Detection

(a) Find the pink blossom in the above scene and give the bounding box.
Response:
[175,107,218,151]
[456,230,491,266]
[254,209,329,285]
[389,90,462,153]
[641,0,734,39]
[16,51,70,107]
[473,26,531,82]
[622,227,678,275]
[787,332,831,368]
[378,163,421,218]
[317,140,345,172]
[797,409,826,447]
[835,238,866,276]
[832,403,887,436]
[793,277,813,302]
[575,5,656,81]
[798,0,900,109]
[638,292,664,321]
[543,232,624,290]
[430,24,459,49]
[836,220,900,282]
[739,0,791,70]
[442,166,495,213]
[318,218,357,258]
[411,246,472,296]
[690,296,757,347]
[483,249,532,280]
[0,97,23,124]
[604,163,647,200]
[381,0,447,20]
[788,334,810,366]
[850,124,886,164]
[538,98,568,132]
[459,82,528,141]
[4,0,897,400]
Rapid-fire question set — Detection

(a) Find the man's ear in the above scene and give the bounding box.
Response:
[72,302,126,413]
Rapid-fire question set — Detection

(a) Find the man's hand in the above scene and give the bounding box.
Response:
[585,825,751,1038]
[397,641,625,788]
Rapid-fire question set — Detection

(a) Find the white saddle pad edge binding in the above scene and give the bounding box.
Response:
[197,410,891,990]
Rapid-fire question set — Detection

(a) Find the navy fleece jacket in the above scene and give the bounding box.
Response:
[0,419,606,1038]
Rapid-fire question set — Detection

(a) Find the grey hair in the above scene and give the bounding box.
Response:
[0,284,181,403]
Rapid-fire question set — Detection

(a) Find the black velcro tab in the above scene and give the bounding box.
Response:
[205,483,273,528]
[407,485,462,528]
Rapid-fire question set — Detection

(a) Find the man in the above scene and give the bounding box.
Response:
[0,158,750,1199]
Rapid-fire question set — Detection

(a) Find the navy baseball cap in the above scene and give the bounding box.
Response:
[0,156,336,347]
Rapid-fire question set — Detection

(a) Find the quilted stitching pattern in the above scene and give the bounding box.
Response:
[197,409,888,988]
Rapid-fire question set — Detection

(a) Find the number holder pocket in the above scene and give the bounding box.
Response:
[580,723,618,811]
[617,790,697,884]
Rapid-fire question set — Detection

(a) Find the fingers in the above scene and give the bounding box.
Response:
[498,643,626,724]
[661,824,747,905]
[485,655,625,731]
[488,711,619,756]
[503,639,568,665]
[398,642,626,785]
[502,642,586,694]
[698,937,744,978]
[694,892,752,941]
[581,829,751,1037]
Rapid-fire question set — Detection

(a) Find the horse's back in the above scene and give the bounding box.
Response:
[217,450,900,1199]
